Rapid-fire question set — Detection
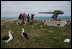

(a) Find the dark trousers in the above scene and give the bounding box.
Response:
[27,18,29,23]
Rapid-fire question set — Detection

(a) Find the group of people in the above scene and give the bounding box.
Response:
[18,12,35,25]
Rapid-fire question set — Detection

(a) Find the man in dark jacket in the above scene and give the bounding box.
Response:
[18,13,23,25]
[31,13,35,25]
[19,13,23,20]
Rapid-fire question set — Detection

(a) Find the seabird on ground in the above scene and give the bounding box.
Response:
[16,22,19,26]
[21,28,29,40]
[17,22,22,26]
[2,30,13,43]
[64,39,70,43]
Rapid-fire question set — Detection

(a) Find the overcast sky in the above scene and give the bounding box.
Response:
[1,1,71,17]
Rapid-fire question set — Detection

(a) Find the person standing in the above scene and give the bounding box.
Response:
[27,14,30,24]
[22,13,25,24]
[31,13,35,25]
[18,13,23,25]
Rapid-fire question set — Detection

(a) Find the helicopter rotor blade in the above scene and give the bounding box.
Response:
[38,12,54,14]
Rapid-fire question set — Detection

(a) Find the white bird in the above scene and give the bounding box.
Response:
[21,28,25,37]
[64,39,70,43]
[16,22,19,26]
[2,30,13,43]
[21,28,28,40]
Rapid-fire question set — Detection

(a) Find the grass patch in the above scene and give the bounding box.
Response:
[1,20,71,48]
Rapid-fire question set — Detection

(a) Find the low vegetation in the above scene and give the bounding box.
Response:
[1,20,71,48]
